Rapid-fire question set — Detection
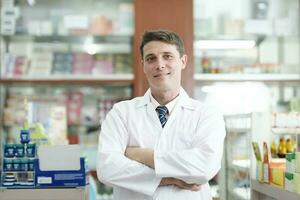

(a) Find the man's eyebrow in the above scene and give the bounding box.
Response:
[144,53,155,59]
[162,51,173,54]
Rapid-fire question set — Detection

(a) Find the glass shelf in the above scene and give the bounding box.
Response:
[194,73,300,82]
[0,74,133,83]
[251,179,300,200]
[271,127,300,135]
[2,35,132,43]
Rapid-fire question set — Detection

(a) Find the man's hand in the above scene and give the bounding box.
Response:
[160,177,201,191]
[125,147,154,168]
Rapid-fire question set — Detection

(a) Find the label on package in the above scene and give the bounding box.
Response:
[38,177,52,184]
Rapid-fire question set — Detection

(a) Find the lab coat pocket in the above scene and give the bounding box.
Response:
[171,131,193,150]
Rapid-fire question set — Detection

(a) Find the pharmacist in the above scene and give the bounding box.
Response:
[97,30,226,200]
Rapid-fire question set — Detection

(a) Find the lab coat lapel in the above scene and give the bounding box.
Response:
[137,89,162,129]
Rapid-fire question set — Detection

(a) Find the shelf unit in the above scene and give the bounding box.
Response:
[251,179,300,200]
[0,0,135,137]
[0,3,135,199]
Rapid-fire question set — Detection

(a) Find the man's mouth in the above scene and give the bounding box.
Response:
[154,73,171,78]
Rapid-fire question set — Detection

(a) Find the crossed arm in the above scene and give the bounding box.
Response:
[125,147,201,191]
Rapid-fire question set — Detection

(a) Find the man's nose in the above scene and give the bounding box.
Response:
[156,57,165,70]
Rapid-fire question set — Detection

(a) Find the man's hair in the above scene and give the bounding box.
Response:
[139,29,185,58]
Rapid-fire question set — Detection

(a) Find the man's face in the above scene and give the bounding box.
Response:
[142,41,187,93]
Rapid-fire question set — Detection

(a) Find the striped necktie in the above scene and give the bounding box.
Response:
[156,105,169,128]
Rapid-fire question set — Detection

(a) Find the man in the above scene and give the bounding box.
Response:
[97,29,226,199]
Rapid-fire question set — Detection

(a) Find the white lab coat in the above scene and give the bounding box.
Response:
[97,88,226,200]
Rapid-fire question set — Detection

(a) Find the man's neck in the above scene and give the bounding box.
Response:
[151,88,180,105]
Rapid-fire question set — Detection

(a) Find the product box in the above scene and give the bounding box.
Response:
[295,152,300,173]
[286,152,296,173]
[252,142,263,182]
[294,172,300,194]
[285,172,294,192]
[270,160,286,188]
[35,157,88,188]
[256,161,263,182]
[35,145,88,188]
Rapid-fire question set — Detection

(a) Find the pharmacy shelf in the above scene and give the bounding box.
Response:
[0,74,133,85]
[0,186,89,200]
[2,35,132,53]
[271,128,300,135]
[251,179,300,200]
[194,73,300,82]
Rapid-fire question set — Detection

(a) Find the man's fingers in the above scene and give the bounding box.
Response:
[175,180,201,191]
[190,184,201,191]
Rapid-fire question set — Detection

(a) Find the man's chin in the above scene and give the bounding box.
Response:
[151,85,171,92]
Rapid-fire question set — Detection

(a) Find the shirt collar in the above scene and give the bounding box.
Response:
[137,87,195,110]
[149,92,179,114]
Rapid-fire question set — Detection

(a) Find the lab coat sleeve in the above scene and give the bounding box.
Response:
[97,104,161,196]
[154,107,226,184]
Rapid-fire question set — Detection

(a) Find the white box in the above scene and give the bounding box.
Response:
[38,145,81,171]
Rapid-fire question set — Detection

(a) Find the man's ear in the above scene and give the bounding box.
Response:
[142,60,146,73]
[181,55,187,69]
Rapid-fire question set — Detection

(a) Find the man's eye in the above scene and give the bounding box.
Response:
[146,57,155,62]
[163,55,173,59]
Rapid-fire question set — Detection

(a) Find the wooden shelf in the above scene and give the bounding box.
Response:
[0,74,133,85]
[251,179,300,200]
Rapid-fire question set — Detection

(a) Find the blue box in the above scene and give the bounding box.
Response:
[35,158,89,188]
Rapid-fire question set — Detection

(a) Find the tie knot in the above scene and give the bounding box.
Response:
[156,105,168,116]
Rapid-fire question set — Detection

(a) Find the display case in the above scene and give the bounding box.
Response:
[0,0,134,199]
[0,0,134,142]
